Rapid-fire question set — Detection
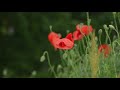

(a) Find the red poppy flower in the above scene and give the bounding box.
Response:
[73,24,93,41]
[48,32,61,46]
[65,33,74,42]
[98,44,111,57]
[48,32,74,50]
[55,38,74,50]
[73,30,84,40]
[76,24,93,35]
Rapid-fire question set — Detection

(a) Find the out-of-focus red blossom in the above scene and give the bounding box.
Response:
[55,38,74,50]
[73,24,93,40]
[48,32,74,50]
[65,33,74,42]
[48,32,61,43]
[76,24,93,35]
[98,44,111,57]
[73,30,84,40]
[48,32,61,50]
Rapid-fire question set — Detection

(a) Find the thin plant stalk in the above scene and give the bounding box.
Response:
[43,51,57,78]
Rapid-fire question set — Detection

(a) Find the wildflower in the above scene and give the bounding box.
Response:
[73,24,93,40]
[98,44,111,57]
[65,33,74,42]
[103,24,109,30]
[55,33,74,50]
[76,24,93,35]
[48,32,61,48]
[48,32,61,45]
[48,32,74,50]
[73,30,84,40]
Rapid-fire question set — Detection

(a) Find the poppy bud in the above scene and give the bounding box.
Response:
[95,36,98,42]
[109,25,115,30]
[31,70,37,76]
[103,24,109,30]
[40,55,46,62]
[113,12,116,15]
[49,25,53,32]
[98,44,111,57]
[98,29,102,35]
[3,68,8,77]
[66,30,70,34]
[57,65,62,72]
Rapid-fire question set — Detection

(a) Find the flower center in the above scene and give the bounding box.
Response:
[59,42,66,47]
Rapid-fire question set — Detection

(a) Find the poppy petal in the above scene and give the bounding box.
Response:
[66,33,74,42]
[73,30,84,40]
[55,38,74,50]
[48,32,61,46]
[76,24,93,35]
[98,44,111,57]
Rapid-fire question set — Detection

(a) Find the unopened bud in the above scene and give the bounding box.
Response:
[49,25,53,32]
[98,29,102,34]
[57,64,62,72]
[58,33,61,38]
[66,30,70,34]
[3,68,8,76]
[109,25,115,30]
[31,70,37,76]
[113,12,116,15]
[80,23,84,26]
[95,36,98,42]
[40,55,46,62]
[103,24,109,30]
[57,65,62,70]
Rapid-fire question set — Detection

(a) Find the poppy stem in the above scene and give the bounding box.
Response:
[86,12,90,25]
[60,50,67,66]
[104,28,112,45]
[43,51,57,78]
[99,33,102,45]
[113,57,117,78]
[113,12,119,38]
[68,57,80,77]
[82,38,86,54]
[86,12,91,46]
[78,41,81,55]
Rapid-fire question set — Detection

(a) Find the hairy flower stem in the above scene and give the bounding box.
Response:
[99,33,102,45]
[105,29,112,45]
[69,59,79,77]
[113,12,119,38]
[86,12,91,42]
[43,51,57,78]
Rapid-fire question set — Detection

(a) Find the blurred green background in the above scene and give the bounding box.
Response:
[0,12,115,78]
